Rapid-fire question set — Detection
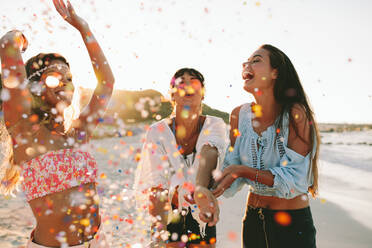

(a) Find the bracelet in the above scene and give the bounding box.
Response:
[255,169,259,183]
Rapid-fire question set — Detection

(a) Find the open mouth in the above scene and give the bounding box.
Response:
[243,71,254,81]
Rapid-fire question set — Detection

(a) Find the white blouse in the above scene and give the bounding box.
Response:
[134,115,228,237]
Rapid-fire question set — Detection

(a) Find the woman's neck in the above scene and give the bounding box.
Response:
[252,89,281,123]
[174,104,201,141]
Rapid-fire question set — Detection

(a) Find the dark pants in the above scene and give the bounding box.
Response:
[243,206,316,248]
[167,207,216,245]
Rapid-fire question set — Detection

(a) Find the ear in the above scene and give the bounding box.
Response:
[271,69,278,80]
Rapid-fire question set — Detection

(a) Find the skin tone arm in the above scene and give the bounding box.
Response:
[148,187,170,247]
[0,31,36,163]
[149,188,185,248]
[53,0,115,137]
[193,145,220,225]
[195,145,218,188]
[213,104,311,197]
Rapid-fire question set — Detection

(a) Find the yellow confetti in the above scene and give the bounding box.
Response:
[252,104,263,117]
[97,147,108,154]
[178,89,186,97]
[80,218,90,227]
[233,128,240,137]
[176,125,186,139]
[135,153,141,162]
[181,109,189,119]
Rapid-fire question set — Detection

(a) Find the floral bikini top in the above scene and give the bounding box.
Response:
[21,148,98,202]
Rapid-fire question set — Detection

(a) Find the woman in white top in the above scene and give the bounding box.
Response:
[134,68,227,248]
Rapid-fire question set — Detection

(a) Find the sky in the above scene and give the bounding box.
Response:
[1,0,372,124]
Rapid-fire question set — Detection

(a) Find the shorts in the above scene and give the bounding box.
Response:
[242,205,316,248]
[167,207,216,245]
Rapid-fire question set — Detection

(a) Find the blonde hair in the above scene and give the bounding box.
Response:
[0,118,21,196]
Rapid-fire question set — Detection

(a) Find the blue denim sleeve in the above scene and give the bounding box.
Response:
[269,146,312,199]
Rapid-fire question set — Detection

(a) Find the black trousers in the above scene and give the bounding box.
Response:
[167,207,216,245]
[243,206,316,248]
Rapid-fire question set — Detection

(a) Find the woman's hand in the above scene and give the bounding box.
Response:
[53,0,88,32]
[0,30,28,52]
[53,0,115,137]
[212,165,244,197]
[194,186,220,226]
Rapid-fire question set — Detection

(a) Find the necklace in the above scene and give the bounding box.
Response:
[171,117,203,165]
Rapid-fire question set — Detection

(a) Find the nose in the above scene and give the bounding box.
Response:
[242,61,250,69]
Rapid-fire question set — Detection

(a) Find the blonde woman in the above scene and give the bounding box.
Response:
[0,1,114,247]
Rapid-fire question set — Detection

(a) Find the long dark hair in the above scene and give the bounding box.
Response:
[25,53,70,120]
[261,44,320,197]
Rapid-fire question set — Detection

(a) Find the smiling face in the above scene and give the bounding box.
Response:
[40,60,74,112]
[242,48,278,94]
[172,72,204,108]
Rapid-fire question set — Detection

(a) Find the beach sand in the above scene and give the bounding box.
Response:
[1,130,372,247]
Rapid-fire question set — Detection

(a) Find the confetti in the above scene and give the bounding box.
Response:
[274,211,291,226]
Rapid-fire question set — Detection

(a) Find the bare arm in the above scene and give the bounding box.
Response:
[0,31,36,163]
[53,0,115,136]
[148,187,170,246]
[195,145,218,188]
[0,31,31,127]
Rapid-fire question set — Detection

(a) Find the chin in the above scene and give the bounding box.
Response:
[243,83,255,93]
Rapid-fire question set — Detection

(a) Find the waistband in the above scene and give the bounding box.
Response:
[247,205,312,216]
[26,219,108,248]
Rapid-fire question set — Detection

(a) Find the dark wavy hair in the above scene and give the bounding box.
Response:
[25,53,69,82]
[171,68,205,88]
[261,44,320,197]
[25,53,70,120]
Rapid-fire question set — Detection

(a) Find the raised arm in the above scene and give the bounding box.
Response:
[53,0,115,135]
[0,31,31,128]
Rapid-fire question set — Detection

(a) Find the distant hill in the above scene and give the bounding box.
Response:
[79,88,372,132]
[79,88,229,124]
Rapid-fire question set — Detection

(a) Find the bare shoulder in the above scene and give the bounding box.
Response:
[229,105,243,146]
[290,103,308,124]
[288,104,311,155]
[230,105,243,129]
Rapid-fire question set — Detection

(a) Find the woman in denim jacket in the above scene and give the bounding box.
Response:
[207,44,320,248]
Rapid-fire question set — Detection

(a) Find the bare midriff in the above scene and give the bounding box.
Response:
[29,182,100,247]
[248,192,309,210]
